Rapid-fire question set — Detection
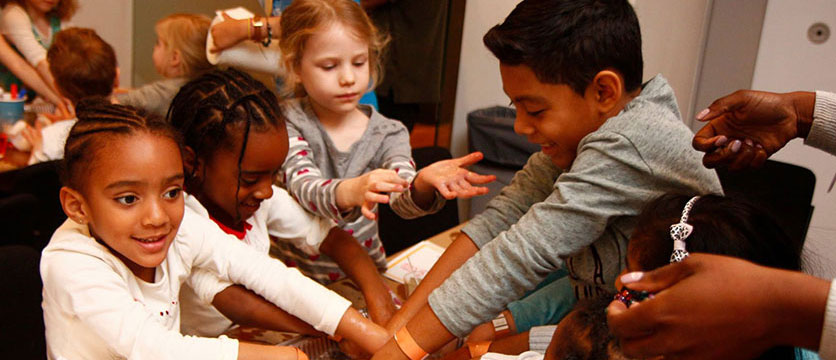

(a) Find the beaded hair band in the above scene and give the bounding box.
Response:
[669,196,700,263]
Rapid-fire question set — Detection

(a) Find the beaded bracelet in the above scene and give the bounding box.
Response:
[262,20,273,47]
[394,326,428,360]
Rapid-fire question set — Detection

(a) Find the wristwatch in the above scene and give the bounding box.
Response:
[251,16,265,41]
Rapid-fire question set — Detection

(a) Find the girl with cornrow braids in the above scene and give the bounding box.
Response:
[42,98,380,359]
[167,68,391,353]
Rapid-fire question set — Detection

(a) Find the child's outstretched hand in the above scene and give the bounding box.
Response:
[414,152,496,201]
[337,169,409,220]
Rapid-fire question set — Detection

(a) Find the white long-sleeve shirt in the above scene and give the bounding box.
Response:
[0,4,63,66]
[179,187,334,336]
[808,91,836,360]
[41,207,351,360]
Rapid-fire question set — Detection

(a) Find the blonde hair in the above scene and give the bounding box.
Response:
[278,0,388,96]
[155,13,213,78]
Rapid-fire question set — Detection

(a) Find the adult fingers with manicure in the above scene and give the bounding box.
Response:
[692,90,815,169]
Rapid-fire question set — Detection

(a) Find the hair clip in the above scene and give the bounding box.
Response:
[669,196,700,263]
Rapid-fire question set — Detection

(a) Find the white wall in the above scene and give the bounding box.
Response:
[72,0,133,87]
[634,0,712,125]
[449,0,520,159]
[751,0,836,278]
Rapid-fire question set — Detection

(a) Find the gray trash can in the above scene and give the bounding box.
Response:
[467,106,539,219]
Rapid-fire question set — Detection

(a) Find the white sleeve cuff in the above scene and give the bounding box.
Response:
[528,325,557,354]
[805,91,836,155]
[818,280,836,359]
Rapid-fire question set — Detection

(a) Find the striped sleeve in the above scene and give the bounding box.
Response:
[282,123,361,224]
[385,155,446,219]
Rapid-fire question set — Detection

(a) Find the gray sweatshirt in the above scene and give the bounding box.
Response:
[116,77,189,118]
[428,75,723,336]
[277,98,444,283]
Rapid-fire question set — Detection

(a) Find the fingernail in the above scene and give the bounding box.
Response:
[621,272,644,284]
[696,108,710,120]
[731,140,742,153]
[714,136,728,147]
[756,144,763,149]
[745,139,754,146]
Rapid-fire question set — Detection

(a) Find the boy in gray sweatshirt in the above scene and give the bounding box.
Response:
[372,0,722,359]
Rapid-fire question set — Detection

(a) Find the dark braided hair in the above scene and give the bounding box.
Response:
[167,68,285,220]
[62,98,182,190]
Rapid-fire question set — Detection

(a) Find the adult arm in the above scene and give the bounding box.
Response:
[606,254,831,360]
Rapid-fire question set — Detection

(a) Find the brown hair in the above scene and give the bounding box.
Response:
[278,0,388,96]
[1,0,77,21]
[47,27,116,105]
[155,13,213,77]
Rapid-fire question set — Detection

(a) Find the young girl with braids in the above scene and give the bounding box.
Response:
[166,67,396,334]
[277,0,495,285]
[40,99,388,360]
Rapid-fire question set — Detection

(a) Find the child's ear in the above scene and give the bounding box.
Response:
[590,70,624,113]
[59,186,89,225]
[170,49,183,74]
[182,146,201,181]
[113,67,120,88]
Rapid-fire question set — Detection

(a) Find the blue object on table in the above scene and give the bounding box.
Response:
[0,99,25,125]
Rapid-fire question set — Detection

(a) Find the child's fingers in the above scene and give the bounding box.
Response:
[361,202,377,220]
[464,171,496,185]
[451,151,485,167]
[435,183,456,200]
[368,180,404,193]
[364,191,389,205]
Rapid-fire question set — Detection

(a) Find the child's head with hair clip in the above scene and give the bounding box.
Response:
[278,0,388,100]
[627,194,801,274]
[153,13,213,79]
[167,67,287,230]
[58,98,185,281]
[548,194,800,360]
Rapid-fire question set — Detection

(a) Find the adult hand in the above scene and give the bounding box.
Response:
[210,12,249,53]
[692,90,815,170]
[413,152,496,200]
[606,254,828,360]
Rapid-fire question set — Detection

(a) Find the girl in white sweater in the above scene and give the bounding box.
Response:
[40,100,385,360]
